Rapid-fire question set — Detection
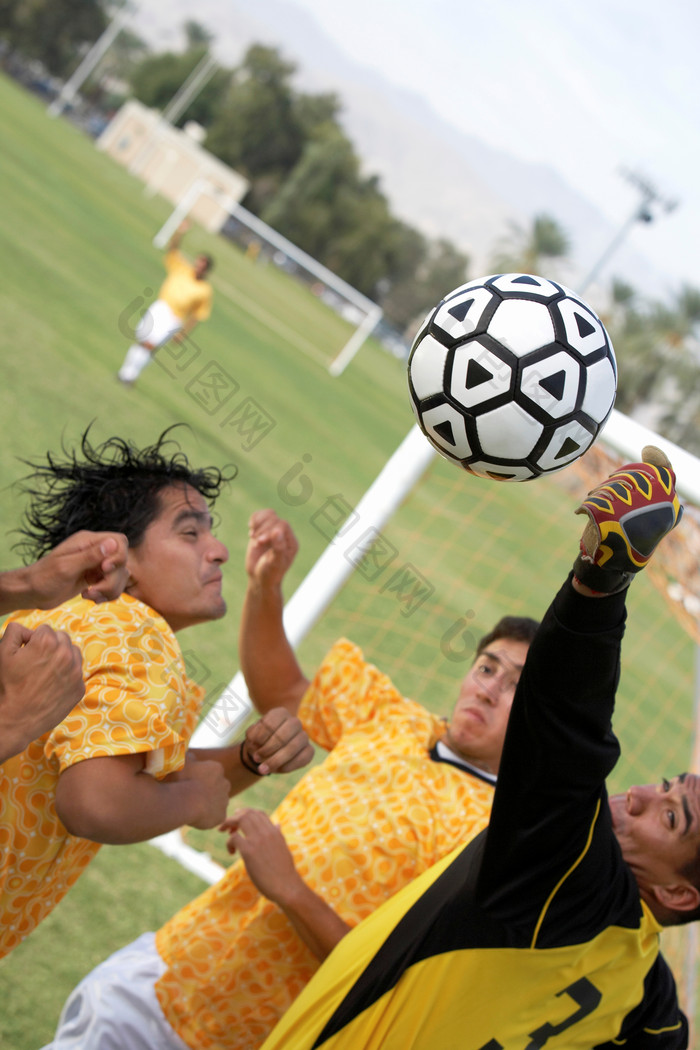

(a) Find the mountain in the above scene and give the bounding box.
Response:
[130,0,665,297]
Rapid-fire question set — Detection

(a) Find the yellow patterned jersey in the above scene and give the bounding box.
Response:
[0,594,203,958]
[159,250,212,321]
[155,639,494,1050]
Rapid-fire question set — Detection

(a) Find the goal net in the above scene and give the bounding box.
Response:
[180,408,700,1034]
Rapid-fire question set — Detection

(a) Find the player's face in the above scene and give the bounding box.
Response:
[444,638,529,775]
[126,484,229,632]
[194,254,210,278]
[610,774,700,911]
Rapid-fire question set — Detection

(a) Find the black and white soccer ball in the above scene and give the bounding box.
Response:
[407,273,617,481]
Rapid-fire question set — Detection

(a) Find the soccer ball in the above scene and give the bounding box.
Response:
[407,273,617,481]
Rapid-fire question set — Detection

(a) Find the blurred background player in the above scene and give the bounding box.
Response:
[259,448,693,1050]
[0,530,128,763]
[117,219,214,387]
[42,508,538,1050]
[0,429,312,960]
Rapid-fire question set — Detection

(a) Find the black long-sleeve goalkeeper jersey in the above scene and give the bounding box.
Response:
[260,577,688,1050]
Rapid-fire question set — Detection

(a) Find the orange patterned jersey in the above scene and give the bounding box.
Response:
[155,639,495,1050]
[0,594,203,958]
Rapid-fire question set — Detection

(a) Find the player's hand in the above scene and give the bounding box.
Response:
[164,753,231,830]
[573,446,682,593]
[0,622,84,761]
[243,707,314,776]
[245,510,298,589]
[220,808,300,904]
[25,531,129,607]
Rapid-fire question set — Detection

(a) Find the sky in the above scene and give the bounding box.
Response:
[284,0,700,294]
[131,0,700,295]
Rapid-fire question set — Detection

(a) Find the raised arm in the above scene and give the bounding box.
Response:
[239,510,309,715]
[167,218,190,254]
[479,446,684,911]
[221,808,351,960]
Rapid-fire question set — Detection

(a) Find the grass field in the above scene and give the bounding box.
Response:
[0,70,698,1047]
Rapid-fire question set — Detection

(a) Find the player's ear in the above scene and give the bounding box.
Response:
[123,547,141,591]
[652,881,700,915]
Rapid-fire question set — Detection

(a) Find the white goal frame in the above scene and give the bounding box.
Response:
[152,178,383,375]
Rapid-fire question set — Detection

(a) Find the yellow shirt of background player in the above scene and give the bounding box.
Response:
[0,594,204,958]
[154,639,494,1050]
[159,249,212,322]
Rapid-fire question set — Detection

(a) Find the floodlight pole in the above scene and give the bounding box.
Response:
[48,3,133,117]
[577,170,678,296]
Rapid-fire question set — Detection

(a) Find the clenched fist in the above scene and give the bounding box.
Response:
[0,622,84,762]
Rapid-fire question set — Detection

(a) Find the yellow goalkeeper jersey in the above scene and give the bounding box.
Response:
[159,249,212,321]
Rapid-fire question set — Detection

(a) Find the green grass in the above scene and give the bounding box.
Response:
[0,71,697,1046]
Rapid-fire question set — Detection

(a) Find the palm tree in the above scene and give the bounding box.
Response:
[655,285,700,454]
[602,282,662,414]
[490,213,570,276]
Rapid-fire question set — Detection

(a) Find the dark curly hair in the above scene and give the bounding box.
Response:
[14,425,237,561]
[476,615,540,655]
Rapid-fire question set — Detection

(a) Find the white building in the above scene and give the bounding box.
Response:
[98,98,248,233]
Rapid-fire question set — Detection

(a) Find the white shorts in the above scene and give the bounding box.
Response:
[40,932,189,1050]
[135,301,183,349]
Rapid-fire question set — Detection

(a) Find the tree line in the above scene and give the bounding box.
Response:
[2,4,699,453]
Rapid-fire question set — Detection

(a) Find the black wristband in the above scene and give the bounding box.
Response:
[572,553,633,595]
[239,739,263,776]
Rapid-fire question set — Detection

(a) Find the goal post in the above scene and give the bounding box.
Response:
[190,425,436,747]
[152,180,383,375]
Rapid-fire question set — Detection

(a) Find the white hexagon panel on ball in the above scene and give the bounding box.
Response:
[581,356,617,421]
[409,334,449,400]
[475,401,543,459]
[487,299,555,356]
